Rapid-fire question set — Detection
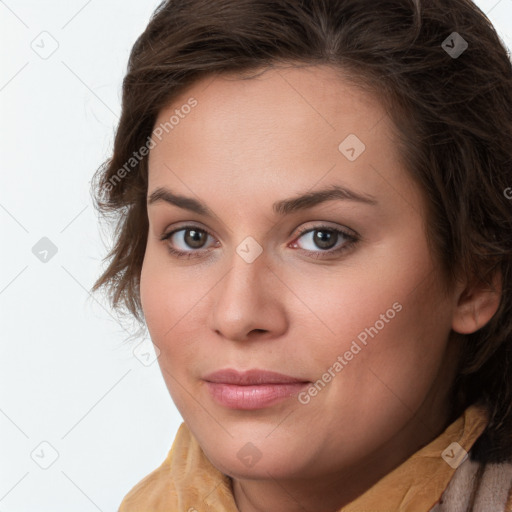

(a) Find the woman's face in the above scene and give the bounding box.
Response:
[140,65,463,490]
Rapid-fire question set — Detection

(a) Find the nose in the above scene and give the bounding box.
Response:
[208,248,288,343]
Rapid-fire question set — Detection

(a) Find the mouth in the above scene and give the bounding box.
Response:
[203,368,311,410]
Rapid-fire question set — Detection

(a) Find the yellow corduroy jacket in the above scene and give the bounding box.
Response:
[118,403,512,511]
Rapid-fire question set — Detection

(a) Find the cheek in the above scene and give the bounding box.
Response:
[140,250,166,330]
[140,252,204,412]
[291,237,452,410]
[140,247,194,335]
[139,248,213,367]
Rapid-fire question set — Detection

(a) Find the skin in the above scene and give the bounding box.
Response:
[140,64,501,512]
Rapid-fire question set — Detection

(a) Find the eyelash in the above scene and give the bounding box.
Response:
[159,224,359,260]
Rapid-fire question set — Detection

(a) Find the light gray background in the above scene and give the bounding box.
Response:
[1,1,511,510]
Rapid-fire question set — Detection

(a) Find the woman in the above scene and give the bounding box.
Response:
[90,0,512,510]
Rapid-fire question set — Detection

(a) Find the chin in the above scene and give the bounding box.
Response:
[212,453,300,481]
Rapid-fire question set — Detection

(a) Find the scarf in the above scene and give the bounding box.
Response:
[119,402,512,511]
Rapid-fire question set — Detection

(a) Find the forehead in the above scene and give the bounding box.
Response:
[151,64,387,154]
[147,64,423,221]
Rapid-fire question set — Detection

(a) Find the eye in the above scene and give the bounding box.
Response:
[160,226,218,259]
[290,224,359,259]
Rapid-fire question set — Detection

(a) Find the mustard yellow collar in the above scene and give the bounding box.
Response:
[119,403,488,511]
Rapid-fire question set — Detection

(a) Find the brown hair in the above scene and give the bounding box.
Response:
[90,0,512,463]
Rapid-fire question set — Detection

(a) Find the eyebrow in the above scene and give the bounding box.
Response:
[147,184,378,217]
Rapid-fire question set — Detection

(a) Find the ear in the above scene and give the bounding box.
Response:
[451,269,502,334]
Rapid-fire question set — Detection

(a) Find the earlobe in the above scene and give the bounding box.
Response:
[451,270,502,335]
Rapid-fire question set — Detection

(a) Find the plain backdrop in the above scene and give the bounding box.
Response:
[1,1,511,510]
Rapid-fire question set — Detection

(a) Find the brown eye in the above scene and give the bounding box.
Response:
[183,228,208,249]
[310,229,338,250]
[291,224,359,259]
[160,225,218,259]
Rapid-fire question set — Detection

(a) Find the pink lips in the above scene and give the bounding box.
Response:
[203,369,310,410]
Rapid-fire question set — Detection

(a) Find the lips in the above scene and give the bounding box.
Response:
[202,368,311,410]
[203,368,309,385]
